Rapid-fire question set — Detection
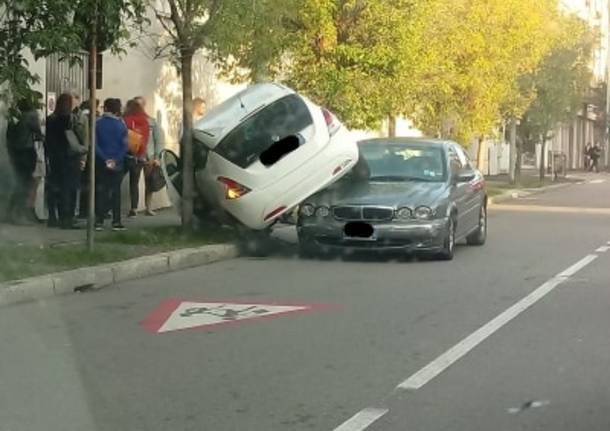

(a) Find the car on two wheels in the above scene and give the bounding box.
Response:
[161,83,359,245]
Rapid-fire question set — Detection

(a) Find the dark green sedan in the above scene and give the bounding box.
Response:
[297,138,488,260]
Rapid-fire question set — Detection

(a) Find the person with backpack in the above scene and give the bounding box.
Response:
[123,99,151,218]
[45,93,86,229]
[590,142,602,173]
[95,98,128,231]
[6,95,43,225]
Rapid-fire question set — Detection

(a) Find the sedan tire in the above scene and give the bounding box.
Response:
[466,203,487,246]
[238,229,273,257]
[298,238,318,259]
[436,216,456,261]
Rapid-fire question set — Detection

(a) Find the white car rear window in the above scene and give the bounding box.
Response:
[215,94,313,168]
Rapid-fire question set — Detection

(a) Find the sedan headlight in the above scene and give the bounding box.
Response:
[396,207,413,220]
[315,206,331,218]
[414,206,434,220]
[300,204,315,217]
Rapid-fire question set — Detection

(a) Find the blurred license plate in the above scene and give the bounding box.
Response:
[344,222,376,240]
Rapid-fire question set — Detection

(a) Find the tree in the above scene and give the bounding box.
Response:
[0,0,77,115]
[209,0,298,83]
[152,0,296,230]
[71,0,147,249]
[516,16,594,182]
[410,0,560,159]
[273,0,430,132]
[152,0,226,232]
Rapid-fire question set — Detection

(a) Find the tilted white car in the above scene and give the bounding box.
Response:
[161,83,359,231]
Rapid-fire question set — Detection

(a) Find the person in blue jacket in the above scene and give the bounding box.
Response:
[95,98,128,231]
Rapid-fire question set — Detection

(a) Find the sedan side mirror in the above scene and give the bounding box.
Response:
[453,171,476,184]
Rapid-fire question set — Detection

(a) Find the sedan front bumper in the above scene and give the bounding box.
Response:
[297,217,449,252]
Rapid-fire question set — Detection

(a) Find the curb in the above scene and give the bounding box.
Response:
[0,243,239,308]
[488,180,580,206]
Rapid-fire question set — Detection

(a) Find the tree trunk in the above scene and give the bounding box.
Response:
[539,137,546,183]
[180,51,195,232]
[508,117,517,185]
[388,115,396,137]
[515,139,522,186]
[476,136,485,171]
[86,10,97,252]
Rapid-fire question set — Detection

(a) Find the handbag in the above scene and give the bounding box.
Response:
[127,129,144,155]
[145,162,166,193]
[66,115,87,156]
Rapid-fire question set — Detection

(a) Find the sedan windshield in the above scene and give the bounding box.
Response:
[358,142,447,182]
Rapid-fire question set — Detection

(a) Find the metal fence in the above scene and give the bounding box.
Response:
[45,53,89,103]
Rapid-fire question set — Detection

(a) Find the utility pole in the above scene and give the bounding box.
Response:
[87,3,97,251]
[508,117,517,184]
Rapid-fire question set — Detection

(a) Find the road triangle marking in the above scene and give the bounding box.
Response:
[142,299,333,334]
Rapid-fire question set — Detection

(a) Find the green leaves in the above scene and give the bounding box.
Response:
[518,15,594,149]
[0,0,147,109]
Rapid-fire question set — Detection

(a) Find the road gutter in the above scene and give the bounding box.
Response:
[0,243,239,308]
[488,180,579,205]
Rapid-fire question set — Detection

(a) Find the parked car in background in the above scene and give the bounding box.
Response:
[297,138,488,260]
[161,83,359,233]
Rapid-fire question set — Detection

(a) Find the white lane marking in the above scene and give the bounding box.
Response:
[333,408,389,431]
[589,179,606,184]
[397,254,598,391]
[595,246,610,253]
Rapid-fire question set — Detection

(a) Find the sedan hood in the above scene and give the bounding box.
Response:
[307,180,449,208]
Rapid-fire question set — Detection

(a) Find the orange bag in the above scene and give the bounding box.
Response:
[127,129,143,155]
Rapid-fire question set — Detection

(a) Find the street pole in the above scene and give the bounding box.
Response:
[87,5,97,252]
[508,117,517,184]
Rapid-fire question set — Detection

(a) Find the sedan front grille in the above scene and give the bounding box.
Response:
[363,207,394,221]
[333,206,394,221]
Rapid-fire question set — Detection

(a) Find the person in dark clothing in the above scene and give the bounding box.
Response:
[95,98,128,231]
[590,143,602,173]
[45,93,85,229]
[77,99,99,219]
[6,96,43,224]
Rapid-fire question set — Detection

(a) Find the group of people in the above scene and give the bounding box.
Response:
[584,143,602,173]
[6,92,168,231]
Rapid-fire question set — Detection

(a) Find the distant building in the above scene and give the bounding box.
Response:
[548,0,610,170]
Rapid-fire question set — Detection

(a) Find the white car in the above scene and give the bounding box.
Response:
[161,83,359,231]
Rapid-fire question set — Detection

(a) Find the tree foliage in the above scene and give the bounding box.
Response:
[0,0,146,115]
[518,16,595,149]
[411,0,561,144]
[277,0,426,130]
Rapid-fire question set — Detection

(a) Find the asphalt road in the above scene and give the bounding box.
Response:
[2,174,610,431]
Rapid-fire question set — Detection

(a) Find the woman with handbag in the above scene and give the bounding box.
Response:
[44,93,86,229]
[134,96,166,216]
[123,99,151,218]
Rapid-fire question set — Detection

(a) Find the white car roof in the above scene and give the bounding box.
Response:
[193,83,296,149]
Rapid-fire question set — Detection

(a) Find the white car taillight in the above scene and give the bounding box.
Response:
[217,176,251,200]
[322,108,341,137]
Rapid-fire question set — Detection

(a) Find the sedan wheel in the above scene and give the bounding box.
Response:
[238,229,273,257]
[298,237,318,259]
[437,216,456,261]
[466,203,487,246]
